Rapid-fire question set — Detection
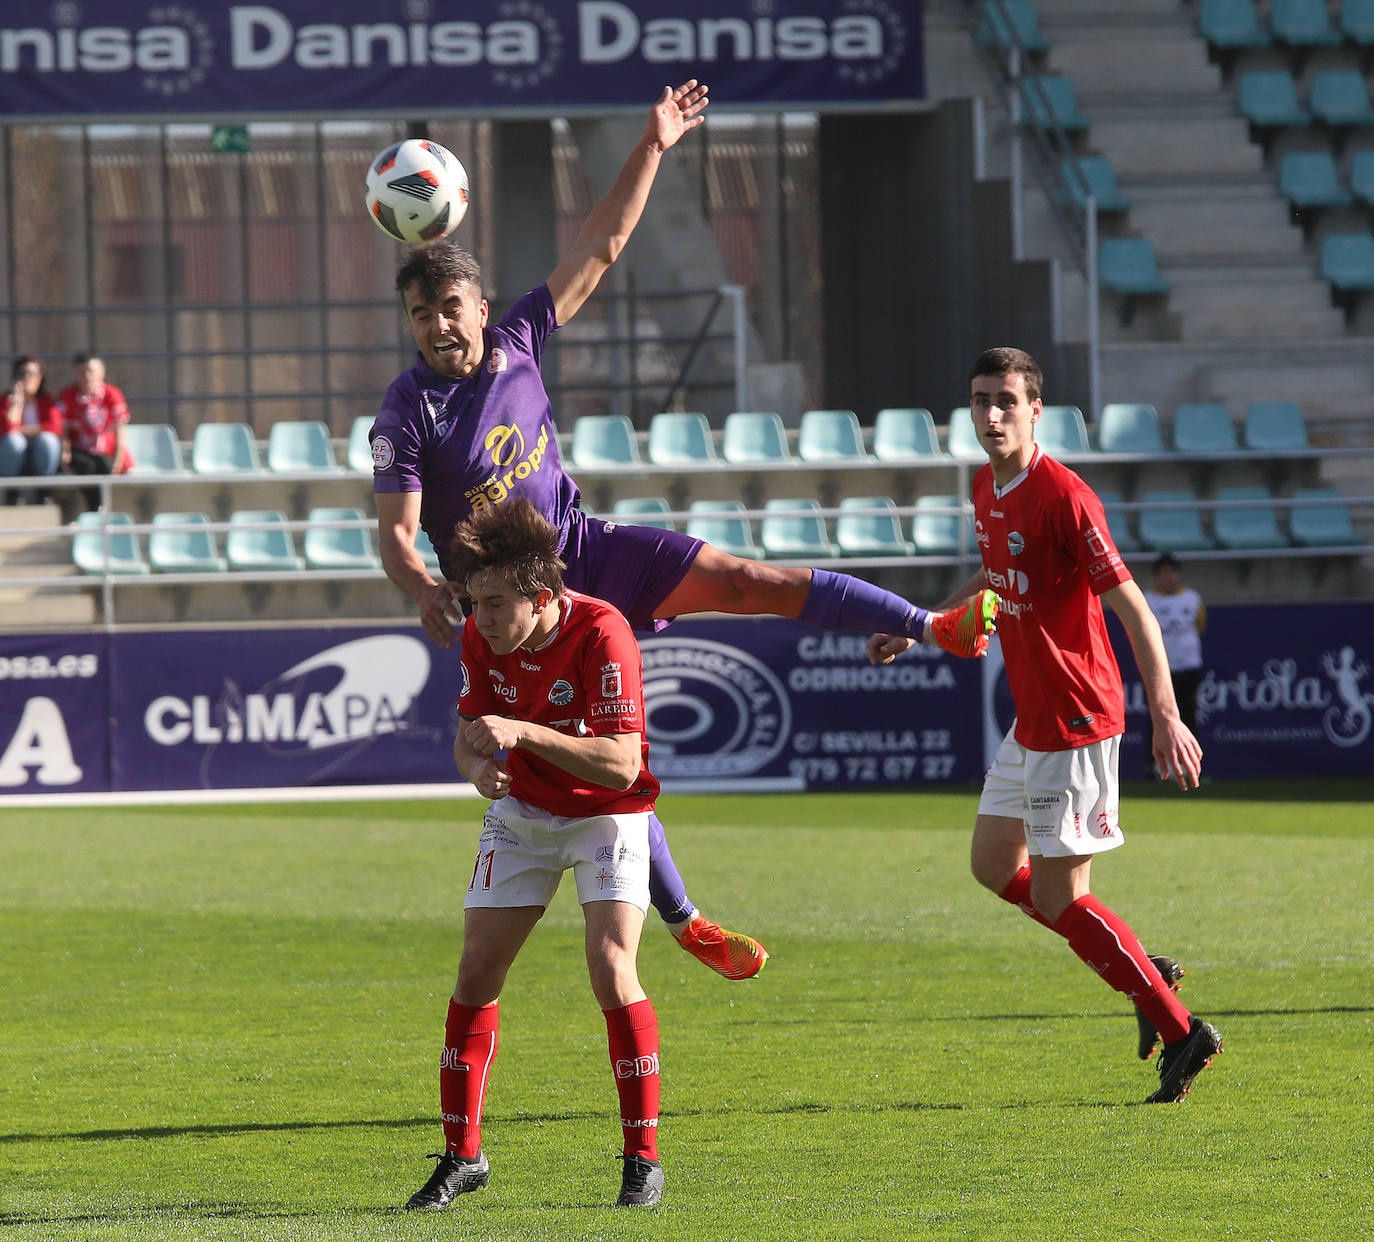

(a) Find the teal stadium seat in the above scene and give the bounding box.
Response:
[1060,155,1130,214]
[1213,486,1288,549]
[1349,151,1374,205]
[123,423,186,475]
[1097,489,1142,554]
[611,496,675,530]
[976,0,1051,53]
[1100,239,1170,296]
[347,414,376,473]
[1280,152,1351,208]
[685,500,764,558]
[1272,0,1342,48]
[1243,401,1310,450]
[1321,233,1374,291]
[1237,71,1311,127]
[1198,0,1270,50]
[266,420,335,472]
[721,411,793,464]
[797,409,870,462]
[1019,75,1089,132]
[1309,70,1374,126]
[1137,490,1215,552]
[1037,405,1091,455]
[1098,403,1165,454]
[569,414,640,468]
[148,512,227,573]
[191,422,260,474]
[226,510,306,571]
[835,497,915,557]
[760,498,840,559]
[646,412,717,466]
[912,495,973,556]
[71,511,149,575]
[946,407,984,461]
[1172,404,1239,453]
[1342,0,1374,46]
[304,507,379,570]
[1290,488,1361,546]
[872,408,945,461]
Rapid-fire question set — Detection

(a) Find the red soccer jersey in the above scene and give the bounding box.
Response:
[972,449,1133,751]
[458,589,659,817]
[58,382,130,460]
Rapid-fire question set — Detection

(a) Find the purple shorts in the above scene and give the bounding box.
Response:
[560,510,703,631]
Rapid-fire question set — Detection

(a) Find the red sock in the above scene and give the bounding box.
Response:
[439,1000,499,1157]
[1052,896,1191,1043]
[998,864,1056,930]
[605,999,660,1161]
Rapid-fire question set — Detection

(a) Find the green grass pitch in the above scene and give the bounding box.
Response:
[3,780,1372,1241]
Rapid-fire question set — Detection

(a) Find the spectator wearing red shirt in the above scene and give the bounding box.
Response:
[57,353,133,511]
[2,355,64,503]
[869,348,1221,1106]
[405,499,665,1213]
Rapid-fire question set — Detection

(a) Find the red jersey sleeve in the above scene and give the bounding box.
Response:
[457,619,498,719]
[107,384,130,424]
[1061,478,1132,596]
[580,613,646,736]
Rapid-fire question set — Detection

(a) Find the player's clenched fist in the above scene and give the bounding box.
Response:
[462,715,525,756]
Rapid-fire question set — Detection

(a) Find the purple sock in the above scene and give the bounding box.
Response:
[797,569,928,638]
[646,812,695,925]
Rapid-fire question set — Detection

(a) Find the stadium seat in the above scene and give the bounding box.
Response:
[646,412,717,466]
[1097,489,1142,553]
[976,0,1051,54]
[226,510,306,571]
[1098,403,1166,454]
[1290,487,1361,545]
[797,409,870,462]
[1243,401,1310,450]
[1341,0,1374,46]
[1272,0,1342,48]
[304,507,379,570]
[836,496,915,557]
[1280,151,1351,208]
[1349,150,1374,204]
[71,511,149,575]
[1019,75,1089,132]
[1198,0,1271,50]
[760,498,840,559]
[569,413,640,468]
[611,496,675,530]
[347,414,375,474]
[1137,489,1216,552]
[266,420,336,473]
[1237,70,1311,127]
[721,411,793,464]
[946,407,984,461]
[1037,405,1092,455]
[123,423,186,475]
[1060,155,1130,214]
[1213,486,1288,549]
[147,512,227,574]
[1321,233,1374,292]
[872,407,945,461]
[1172,403,1240,454]
[684,500,764,558]
[1309,70,1374,126]
[191,422,260,474]
[1099,238,1170,296]
[912,494,973,555]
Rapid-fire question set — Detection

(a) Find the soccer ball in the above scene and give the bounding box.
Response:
[364,138,469,244]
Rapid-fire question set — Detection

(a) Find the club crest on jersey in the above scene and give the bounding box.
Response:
[487,347,508,374]
[601,663,622,699]
[370,434,394,471]
[1007,530,1025,556]
[548,678,574,707]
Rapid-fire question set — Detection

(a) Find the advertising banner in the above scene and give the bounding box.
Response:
[0,634,111,795]
[0,1,924,119]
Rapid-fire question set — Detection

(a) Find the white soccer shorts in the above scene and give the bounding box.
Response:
[463,795,651,912]
[978,726,1125,857]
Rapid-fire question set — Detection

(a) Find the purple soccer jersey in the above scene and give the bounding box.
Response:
[371,284,703,629]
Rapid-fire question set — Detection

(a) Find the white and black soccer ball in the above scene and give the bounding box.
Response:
[364,138,469,244]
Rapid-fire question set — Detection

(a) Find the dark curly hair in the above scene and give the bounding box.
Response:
[395,241,483,305]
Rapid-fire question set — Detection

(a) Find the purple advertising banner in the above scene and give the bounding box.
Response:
[0,1,924,118]
[0,634,111,795]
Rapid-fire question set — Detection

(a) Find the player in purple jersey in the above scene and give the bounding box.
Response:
[372,81,997,980]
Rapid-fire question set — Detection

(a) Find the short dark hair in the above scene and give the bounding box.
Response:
[72,352,100,367]
[395,241,483,304]
[11,354,44,386]
[1152,552,1182,574]
[969,347,1043,402]
[451,499,566,599]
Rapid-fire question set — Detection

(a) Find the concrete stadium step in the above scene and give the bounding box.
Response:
[1089,114,1263,177]
[0,585,96,627]
[1129,197,1304,259]
[1050,33,1218,97]
[1036,0,1183,20]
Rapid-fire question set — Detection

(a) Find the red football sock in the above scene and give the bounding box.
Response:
[439,1000,499,1157]
[998,864,1057,930]
[1053,896,1191,1043]
[605,999,660,1161]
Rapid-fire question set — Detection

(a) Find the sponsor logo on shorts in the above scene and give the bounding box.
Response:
[549,678,574,706]
[370,434,394,471]
[614,1054,660,1079]
[596,867,635,891]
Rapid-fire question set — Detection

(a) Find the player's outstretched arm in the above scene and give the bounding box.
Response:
[866,567,990,665]
[546,80,709,325]
[1104,579,1204,790]
[376,490,462,649]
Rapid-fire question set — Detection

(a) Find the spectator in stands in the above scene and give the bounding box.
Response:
[370,80,997,983]
[1,354,64,504]
[1143,552,1206,748]
[58,352,133,512]
[404,499,665,1212]
[867,347,1222,1104]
